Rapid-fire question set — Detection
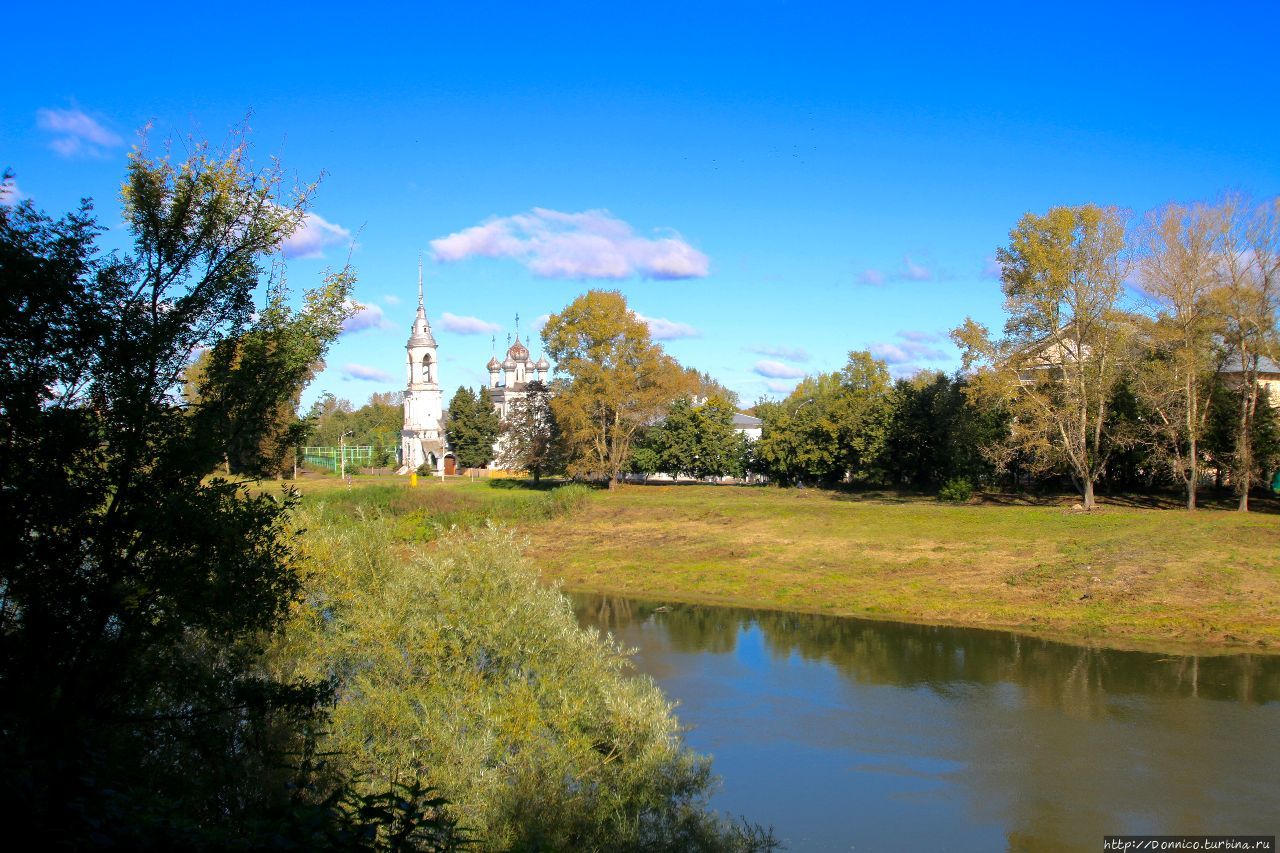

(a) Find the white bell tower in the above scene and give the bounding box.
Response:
[401,257,445,472]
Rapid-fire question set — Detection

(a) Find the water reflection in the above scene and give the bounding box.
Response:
[574,594,1280,852]
[580,594,1279,706]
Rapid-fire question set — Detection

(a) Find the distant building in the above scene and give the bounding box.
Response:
[1220,354,1280,408]
[733,412,763,441]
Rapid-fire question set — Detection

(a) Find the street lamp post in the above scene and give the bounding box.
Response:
[339,430,354,488]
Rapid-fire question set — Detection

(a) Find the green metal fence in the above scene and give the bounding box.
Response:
[301,445,399,473]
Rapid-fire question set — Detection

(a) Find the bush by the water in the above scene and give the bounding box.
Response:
[937,477,974,502]
[281,500,774,851]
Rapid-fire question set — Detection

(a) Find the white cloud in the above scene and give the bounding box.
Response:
[282,211,351,259]
[868,341,948,364]
[430,207,709,280]
[764,379,798,394]
[382,294,401,306]
[896,330,941,343]
[36,107,122,158]
[747,344,809,362]
[0,176,23,207]
[753,359,806,379]
[636,313,700,340]
[341,363,393,382]
[342,301,391,334]
[899,254,932,282]
[441,312,502,335]
[982,255,1003,279]
[857,255,935,286]
[531,313,551,331]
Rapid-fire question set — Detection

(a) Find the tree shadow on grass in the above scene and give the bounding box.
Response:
[823,485,1280,514]
[486,477,610,492]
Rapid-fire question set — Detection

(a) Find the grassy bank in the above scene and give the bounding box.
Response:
[521,484,1280,652]
[291,477,1280,651]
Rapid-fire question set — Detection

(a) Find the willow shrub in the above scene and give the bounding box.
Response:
[279,505,773,851]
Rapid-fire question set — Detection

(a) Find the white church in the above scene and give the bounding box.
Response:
[399,268,550,475]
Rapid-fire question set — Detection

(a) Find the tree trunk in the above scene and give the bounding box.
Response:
[1187,379,1197,511]
[1083,477,1095,511]
[1187,435,1198,511]
[1237,378,1257,512]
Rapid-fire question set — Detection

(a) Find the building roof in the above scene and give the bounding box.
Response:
[407,304,436,347]
[732,412,763,428]
[1220,354,1280,374]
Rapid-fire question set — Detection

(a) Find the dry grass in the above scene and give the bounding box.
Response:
[523,484,1280,652]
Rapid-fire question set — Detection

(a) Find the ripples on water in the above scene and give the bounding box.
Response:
[572,594,1280,852]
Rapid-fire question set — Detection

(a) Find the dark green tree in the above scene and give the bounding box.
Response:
[446,385,501,469]
[753,352,896,486]
[883,371,1009,489]
[0,147,411,846]
[644,398,700,476]
[1204,379,1280,495]
[498,380,566,484]
[189,268,352,477]
[638,396,748,479]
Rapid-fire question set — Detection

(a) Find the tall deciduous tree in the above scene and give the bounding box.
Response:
[753,352,895,486]
[445,385,500,469]
[953,204,1135,510]
[542,290,689,487]
[498,379,565,483]
[1132,201,1226,509]
[637,395,749,480]
[1214,195,1280,511]
[753,374,846,486]
[0,141,370,844]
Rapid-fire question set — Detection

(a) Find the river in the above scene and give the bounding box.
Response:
[571,594,1279,852]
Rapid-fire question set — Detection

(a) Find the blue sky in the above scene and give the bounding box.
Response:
[5,1,1279,407]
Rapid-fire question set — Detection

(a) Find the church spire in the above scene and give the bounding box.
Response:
[408,255,435,346]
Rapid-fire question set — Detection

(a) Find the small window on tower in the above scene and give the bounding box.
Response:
[422,353,432,383]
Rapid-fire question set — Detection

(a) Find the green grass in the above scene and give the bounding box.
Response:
[522,484,1280,652]
[291,477,1280,652]
[290,475,590,543]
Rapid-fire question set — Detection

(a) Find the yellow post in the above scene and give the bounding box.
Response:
[410,473,418,488]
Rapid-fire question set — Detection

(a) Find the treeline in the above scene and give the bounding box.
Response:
[306,390,403,450]
[449,263,1277,511]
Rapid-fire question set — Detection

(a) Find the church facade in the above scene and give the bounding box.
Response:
[485,324,551,467]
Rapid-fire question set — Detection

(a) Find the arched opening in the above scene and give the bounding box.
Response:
[421,353,433,384]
